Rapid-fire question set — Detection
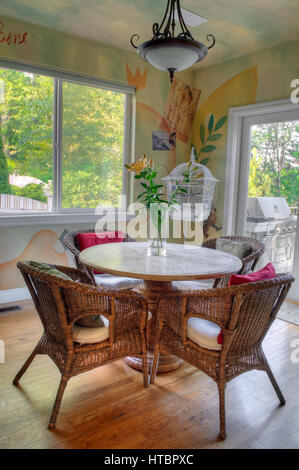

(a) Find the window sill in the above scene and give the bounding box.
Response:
[0,211,133,228]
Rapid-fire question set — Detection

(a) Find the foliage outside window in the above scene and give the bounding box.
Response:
[62,82,125,209]
[0,66,128,215]
[248,121,299,208]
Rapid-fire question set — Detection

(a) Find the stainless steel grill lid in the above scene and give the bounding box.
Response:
[247,197,291,221]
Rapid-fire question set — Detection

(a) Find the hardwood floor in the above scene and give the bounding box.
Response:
[0,300,298,449]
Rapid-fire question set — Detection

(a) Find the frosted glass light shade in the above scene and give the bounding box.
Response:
[138,38,208,74]
[145,45,199,72]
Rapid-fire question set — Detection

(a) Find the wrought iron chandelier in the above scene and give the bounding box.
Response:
[131,0,215,83]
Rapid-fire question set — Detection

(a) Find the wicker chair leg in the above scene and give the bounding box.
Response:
[48,375,69,430]
[13,346,38,385]
[218,382,227,440]
[265,366,286,406]
[150,350,159,384]
[142,353,149,388]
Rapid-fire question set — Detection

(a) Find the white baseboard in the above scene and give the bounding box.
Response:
[0,287,31,305]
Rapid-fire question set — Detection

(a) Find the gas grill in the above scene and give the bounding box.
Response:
[246,197,297,273]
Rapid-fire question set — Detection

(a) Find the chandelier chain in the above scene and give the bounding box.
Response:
[151,0,195,41]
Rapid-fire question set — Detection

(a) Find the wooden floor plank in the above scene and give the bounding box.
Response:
[0,300,298,449]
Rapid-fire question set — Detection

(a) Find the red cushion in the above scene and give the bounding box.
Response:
[229,263,276,286]
[217,330,224,345]
[218,263,276,345]
[77,231,124,274]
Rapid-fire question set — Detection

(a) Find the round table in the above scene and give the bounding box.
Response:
[79,242,242,373]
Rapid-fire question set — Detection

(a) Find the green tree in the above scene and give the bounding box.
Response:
[61,82,124,208]
[0,123,11,194]
[0,68,125,208]
[0,69,53,183]
[11,183,47,203]
[249,121,299,207]
[248,152,272,197]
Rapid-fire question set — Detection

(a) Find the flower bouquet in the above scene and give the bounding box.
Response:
[125,155,202,255]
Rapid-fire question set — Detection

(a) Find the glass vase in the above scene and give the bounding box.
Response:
[147,237,167,257]
[147,204,168,257]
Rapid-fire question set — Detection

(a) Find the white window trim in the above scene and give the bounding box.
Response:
[0,59,135,227]
[223,98,299,236]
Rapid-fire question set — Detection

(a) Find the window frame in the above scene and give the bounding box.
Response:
[0,59,135,227]
[223,98,299,236]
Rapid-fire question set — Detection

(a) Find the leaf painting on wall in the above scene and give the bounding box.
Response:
[190,66,258,240]
[191,113,227,165]
[191,66,258,173]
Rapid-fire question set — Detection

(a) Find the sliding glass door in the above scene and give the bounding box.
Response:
[243,118,298,273]
[224,100,299,297]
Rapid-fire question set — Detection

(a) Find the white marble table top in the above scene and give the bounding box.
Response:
[79,242,242,282]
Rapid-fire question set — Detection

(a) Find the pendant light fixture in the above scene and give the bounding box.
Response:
[130,0,215,83]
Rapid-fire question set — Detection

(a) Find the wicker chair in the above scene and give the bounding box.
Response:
[174,235,265,290]
[63,229,140,290]
[13,261,149,430]
[150,273,294,439]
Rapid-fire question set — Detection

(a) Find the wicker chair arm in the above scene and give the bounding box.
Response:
[157,288,234,335]
[157,273,294,336]
[63,233,80,258]
[240,243,265,270]
[68,295,148,324]
[172,273,293,297]
[59,278,147,326]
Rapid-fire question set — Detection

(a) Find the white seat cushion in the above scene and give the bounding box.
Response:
[94,273,141,290]
[73,313,151,345]
[173,279,214,290]
[73,316,109,344]
[187,317,222,351]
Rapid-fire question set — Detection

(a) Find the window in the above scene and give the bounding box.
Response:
[0,69,54,213]
[61,81,125,209]
[0,61,134,223]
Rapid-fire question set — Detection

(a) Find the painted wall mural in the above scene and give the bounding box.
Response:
[0,0,298,69]
[152,131,176,152]
[0,230,67,290]
[0,20,29,46]
[126,65,147,91]
[191,67,258,239]
[161,78,200,144]
[0,16,194,291]
[0,14,298,292]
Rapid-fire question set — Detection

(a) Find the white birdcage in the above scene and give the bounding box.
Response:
[163,150,219,221]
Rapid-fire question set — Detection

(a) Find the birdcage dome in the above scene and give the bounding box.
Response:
[163,160,219,221]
